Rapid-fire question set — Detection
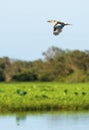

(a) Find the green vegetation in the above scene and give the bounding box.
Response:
[0,46,89,82]
[0,46,89,112]
[0,82,89,112]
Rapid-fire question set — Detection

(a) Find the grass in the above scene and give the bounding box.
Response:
[0,82,89,112]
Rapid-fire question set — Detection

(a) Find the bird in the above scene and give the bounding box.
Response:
[47,20,71,35]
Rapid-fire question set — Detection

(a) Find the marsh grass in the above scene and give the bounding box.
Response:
[0,82,89,112]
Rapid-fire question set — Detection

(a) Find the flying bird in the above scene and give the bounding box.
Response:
[48,20,71,35]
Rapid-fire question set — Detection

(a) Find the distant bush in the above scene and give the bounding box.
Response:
[0,69,5,81]
[0,47,89,82]
[65,70,88,83]
[12,72,38,81]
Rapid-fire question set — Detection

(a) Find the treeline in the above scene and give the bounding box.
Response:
[0,46,89,83]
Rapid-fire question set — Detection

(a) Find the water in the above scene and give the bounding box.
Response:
[0,111,89,130]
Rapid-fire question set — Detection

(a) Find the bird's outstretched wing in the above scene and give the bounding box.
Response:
[53,26,62,35]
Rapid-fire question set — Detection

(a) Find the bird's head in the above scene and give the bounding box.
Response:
[47,20,57,25]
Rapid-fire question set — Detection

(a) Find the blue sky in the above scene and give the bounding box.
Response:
[0,0,89,61]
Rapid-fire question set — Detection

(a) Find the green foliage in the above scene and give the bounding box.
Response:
[0,69,5,81]
[12,72,38,81]
[65,70,88,83]
[0,47,89,82]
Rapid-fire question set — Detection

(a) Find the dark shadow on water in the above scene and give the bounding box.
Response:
[16,115,27,126]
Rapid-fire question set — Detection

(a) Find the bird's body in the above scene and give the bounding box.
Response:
[48,20,71,35]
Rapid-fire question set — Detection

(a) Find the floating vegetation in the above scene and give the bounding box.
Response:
[0,82,88,112]
[0,89,4,93]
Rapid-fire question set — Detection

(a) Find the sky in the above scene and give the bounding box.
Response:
[0,0,89,61]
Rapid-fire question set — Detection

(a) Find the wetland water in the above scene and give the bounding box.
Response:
[0,111,89,130]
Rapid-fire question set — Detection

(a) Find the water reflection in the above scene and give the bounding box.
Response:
[16,115,27,126]
[0,111,89,130]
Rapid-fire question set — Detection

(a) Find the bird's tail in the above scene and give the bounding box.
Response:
[65,23,72,26]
